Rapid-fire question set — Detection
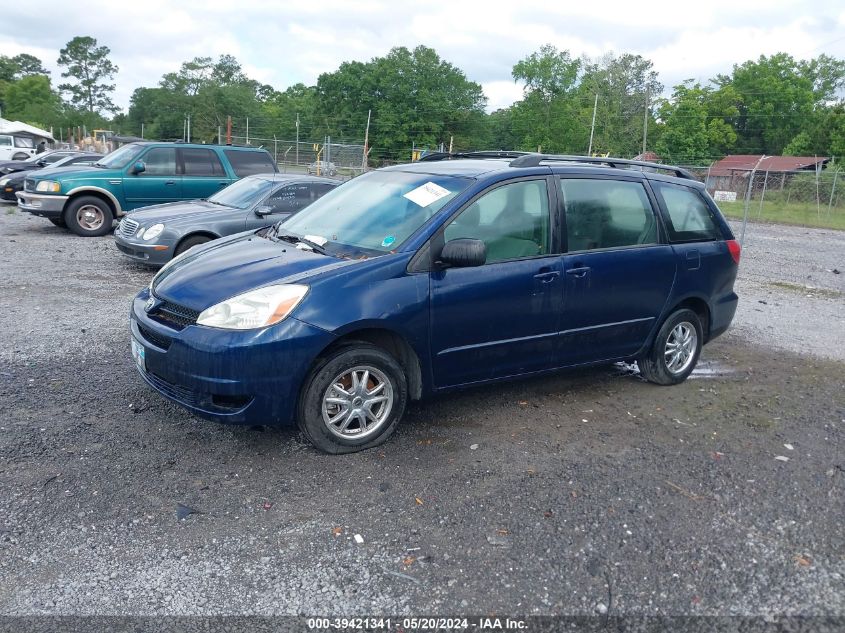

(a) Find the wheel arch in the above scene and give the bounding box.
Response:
[175,231,219,254]
[64,187,122,216]
[314,327,424,401]
[669,295,711,342]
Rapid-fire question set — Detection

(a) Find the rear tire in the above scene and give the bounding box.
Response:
[49,218,66,228]
[64,196,114,237]
[175,234,212,256]
[638,308,702,385]
[12,153,29,161]
[297,343,407,454]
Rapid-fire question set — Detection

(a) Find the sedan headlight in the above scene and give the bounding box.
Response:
[35,180,61,193]
[0,178,9,186]
[196,284,308,330]
[141,223,165,241]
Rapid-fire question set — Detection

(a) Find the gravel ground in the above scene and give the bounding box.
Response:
[0,209,843,622]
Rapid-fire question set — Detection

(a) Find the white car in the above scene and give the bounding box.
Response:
[0,134,37,161]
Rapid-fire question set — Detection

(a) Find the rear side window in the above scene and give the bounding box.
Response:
[560,179,657,251]
[14,137,34,148]
[224,150,277,177]
[181,148,226,176]
[652,182,721,242]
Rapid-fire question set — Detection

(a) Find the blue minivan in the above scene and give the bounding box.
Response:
[130,153,740,453]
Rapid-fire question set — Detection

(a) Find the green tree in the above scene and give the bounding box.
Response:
[0,53,49,81]
[316,46,487,161]
[57,36,119,115]
[510,45,582,152]
[655,81,740,163]
[715,53,845,155]
[2,75,62,126]
[577,53,662,157]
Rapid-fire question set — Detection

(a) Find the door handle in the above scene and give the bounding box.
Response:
[533,270,560,283]
[164,180,176,185]
[566,266,590,278]
[218,181,228,187]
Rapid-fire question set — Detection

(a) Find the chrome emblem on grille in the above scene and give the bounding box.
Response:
[145,296,156,312]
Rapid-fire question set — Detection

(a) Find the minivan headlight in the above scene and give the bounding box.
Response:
[0,178,9,186]
[196,284,309,330]
[35,180,61,193]
[141,223,165,241]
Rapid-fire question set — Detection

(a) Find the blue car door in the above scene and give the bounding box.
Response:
[429,177,563,387]
[556,176,676,364]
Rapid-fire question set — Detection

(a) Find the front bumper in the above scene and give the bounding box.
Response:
[129,289,335,426]
[115,233,176,266]
[16,191,68,218]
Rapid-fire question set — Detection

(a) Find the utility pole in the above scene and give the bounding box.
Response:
[245,118,249,145]
[187,114,191,143]
[182,116,186,142]
[361,109,371,172]
[226,116,232,145]
[642,88,649,156]
[217,126,221,145]
[295,113,300,165]
[449,136,453,153]
[141,123,144,139]
[588,94,598,155]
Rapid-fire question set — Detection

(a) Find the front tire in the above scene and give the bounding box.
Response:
[175,234,212,256]
[64,196,114,237]
[638,308,703,385]
[297,343,407,454]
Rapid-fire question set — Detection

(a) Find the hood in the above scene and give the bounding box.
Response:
[152,232,358,312]
[27,165,113,182]
[125,200,232,225]
[0,162,39,175]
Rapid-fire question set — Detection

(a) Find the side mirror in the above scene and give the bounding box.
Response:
[254,205,273,217]
[36,160,47,167]
[438,238,486,268]
[131,161,146,175]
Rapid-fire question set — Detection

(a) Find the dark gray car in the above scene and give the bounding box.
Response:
[114,174,340,265]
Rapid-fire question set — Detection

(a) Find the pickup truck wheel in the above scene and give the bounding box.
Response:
[48,218,66,228]
[64,196,114,237]
[297,343,407,454]
[638,308,702,385]
[175,235,211,256]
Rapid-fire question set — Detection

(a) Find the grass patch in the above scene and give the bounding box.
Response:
[5,206,16,215]
[720,200,845,231]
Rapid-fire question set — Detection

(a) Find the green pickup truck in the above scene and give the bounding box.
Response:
[16,142,278,236]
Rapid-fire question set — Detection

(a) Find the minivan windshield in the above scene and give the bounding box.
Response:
[281,170,470,254]
[209,176,275,209]
[94,144,146,169]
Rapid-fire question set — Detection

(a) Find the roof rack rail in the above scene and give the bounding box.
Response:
[417,150,530,162]
[509,153,695,180]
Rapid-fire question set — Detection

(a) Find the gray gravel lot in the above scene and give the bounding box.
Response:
[0,209,843,621]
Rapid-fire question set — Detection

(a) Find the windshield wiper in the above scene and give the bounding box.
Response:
[272,230,330,255]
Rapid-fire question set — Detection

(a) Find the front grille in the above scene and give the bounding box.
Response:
[143,369,254,414]
[119,218,139,238]
[150,300,200,330]
[24,178,35,192]
[138,324,171,350]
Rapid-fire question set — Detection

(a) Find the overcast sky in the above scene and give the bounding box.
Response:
[2,0,844,112]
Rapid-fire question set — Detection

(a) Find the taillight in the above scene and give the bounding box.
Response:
[726,239,741,264]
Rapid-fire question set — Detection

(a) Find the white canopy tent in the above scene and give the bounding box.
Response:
[0,118,55,143]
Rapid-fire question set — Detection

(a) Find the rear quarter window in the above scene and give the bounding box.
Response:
[224,150,278,177]
[651,181,722,242]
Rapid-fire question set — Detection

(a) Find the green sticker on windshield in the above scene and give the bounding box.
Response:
[381,236,396,248]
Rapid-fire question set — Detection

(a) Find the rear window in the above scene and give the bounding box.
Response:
[223,150,278,177]
[652,182,722,242]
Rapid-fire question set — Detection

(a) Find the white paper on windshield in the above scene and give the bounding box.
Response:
[303,234,329,246]
[403,182,451,207]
